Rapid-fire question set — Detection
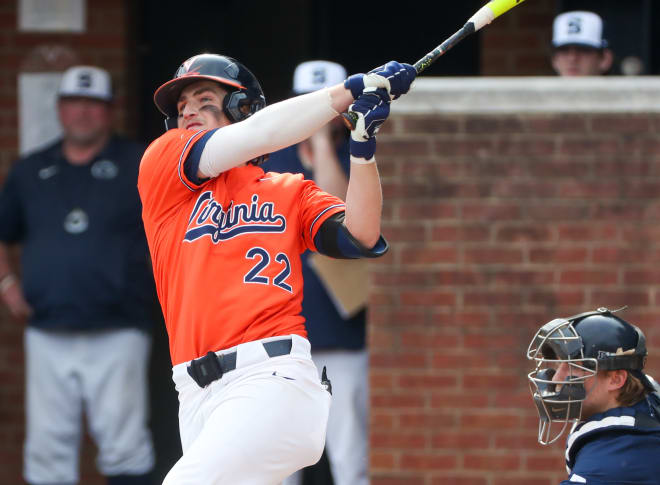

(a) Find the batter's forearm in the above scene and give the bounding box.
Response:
[198,86,353,179]
[343,161,383,248]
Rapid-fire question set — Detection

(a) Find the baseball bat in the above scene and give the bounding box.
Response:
[342,0,528,130]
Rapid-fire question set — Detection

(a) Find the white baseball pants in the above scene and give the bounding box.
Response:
[163,334,331,485]
[23,327,154,484]
[282,349,369,485]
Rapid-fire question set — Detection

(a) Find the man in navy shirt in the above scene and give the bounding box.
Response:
[527,308,660,484]
[0,66,155,485]
[263,60,370,485]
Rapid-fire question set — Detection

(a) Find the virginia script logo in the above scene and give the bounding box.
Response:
[184,191,286,243]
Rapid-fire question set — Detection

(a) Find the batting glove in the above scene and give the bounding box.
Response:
[349,87,390,161]
[344,61,417,100]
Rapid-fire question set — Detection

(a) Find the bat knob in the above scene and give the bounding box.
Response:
[341,111,358,131]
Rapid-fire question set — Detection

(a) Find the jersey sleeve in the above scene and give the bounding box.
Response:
[138,129,211,229]
[298,179,345,252]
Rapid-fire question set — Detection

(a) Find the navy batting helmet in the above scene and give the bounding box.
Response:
[154,53,266,124]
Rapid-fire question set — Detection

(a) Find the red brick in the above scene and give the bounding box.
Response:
[430,393,489,408]
[530,248,588,264]
[371,352,427,370]
[371,451,396,469]
[463,374,524,392]
[372,393,426,409]
[431,476,488,485]
[464,291,524,306]
[435,138,494,156]
[590,290,650,307]
[592,116,651,133]
[372,475,425,485]
[559,138,620,156]
[463,453,521,471]
[431,225,490,243]
[464,249,524,265]
[398,202,457,220]
[394,374,457,389]
[378,138,433,157]
[496,138,556,156]
[559,270,618,285]
[431,431,490,449]
[400,452,458,471]
[399,247,458,265]
[624,270,660,285]
[462,203,521,220]
[401,117,462,134]
[400,290,456,306]
[525,116,589,133]
[399,412,457,429]
[371,431,427,449]
[495,225,553,243]
[529,290,586,307]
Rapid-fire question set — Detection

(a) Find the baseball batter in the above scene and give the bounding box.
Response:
[138,54,416,484]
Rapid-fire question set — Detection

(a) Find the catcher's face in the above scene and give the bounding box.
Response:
[177,80,231,131]
[551,361,612,420]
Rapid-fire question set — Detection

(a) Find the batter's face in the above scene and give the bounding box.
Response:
[552,46,613,77]
[58,97,113,146]
[177,81,231,131]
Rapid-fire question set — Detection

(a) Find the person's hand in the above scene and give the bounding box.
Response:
[349,88,390,161]
[344,61,417,100]
[0,277,32,321]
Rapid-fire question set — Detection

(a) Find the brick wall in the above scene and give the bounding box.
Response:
[481,0,555,76]
[369,77,660,484]
[0,1,133,484]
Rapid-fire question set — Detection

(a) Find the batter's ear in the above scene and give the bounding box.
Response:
[599,49,614,74]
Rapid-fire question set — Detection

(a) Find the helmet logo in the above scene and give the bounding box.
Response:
[182,57,199,73]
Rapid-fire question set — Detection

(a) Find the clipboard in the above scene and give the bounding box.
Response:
[306,253,368,319]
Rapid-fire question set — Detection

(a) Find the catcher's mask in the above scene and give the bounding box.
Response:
[526,307,650,445]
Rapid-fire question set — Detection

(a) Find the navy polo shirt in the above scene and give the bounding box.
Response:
[261,141,366,351]
[0,136,156,330]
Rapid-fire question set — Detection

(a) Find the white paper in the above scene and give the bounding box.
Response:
[19,0,86,32]
[18,73,63,155]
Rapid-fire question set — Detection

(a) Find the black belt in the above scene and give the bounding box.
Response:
[187,338,293,388]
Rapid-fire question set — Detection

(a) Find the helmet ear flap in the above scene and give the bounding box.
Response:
[222,90,266,123]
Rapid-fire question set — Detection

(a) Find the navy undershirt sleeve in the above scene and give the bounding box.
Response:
[183,128,219,185]
[314,212,388,259]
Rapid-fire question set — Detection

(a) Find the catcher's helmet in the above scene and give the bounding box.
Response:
[526,307,653,444]
[154,53,266,124]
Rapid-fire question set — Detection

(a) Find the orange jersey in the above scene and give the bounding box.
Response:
[138,129,345,365]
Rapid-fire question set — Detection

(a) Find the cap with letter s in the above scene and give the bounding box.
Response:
[58,65,113,102]
[552,10,607,50]
[292,60,347,94]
